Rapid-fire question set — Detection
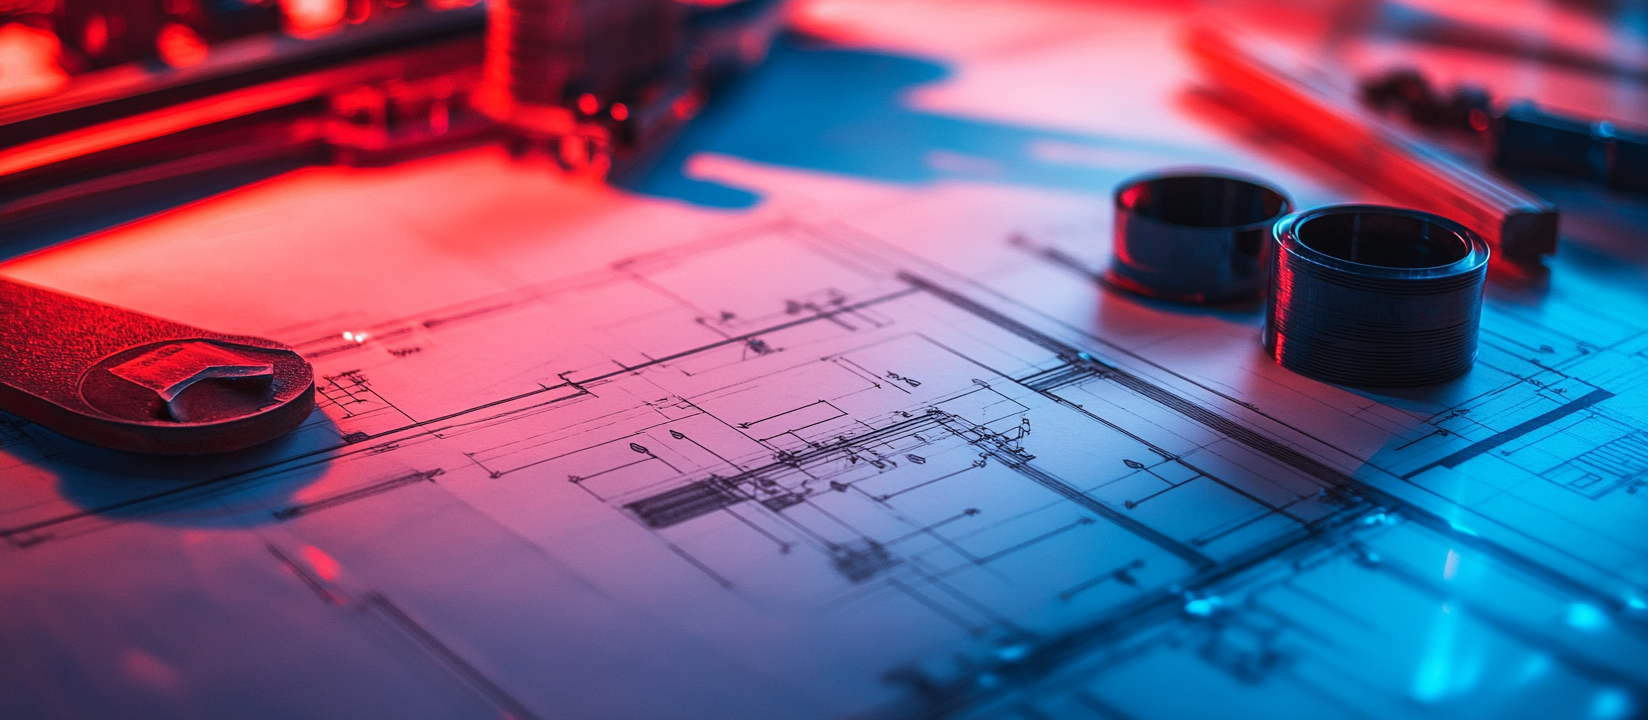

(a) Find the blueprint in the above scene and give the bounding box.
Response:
[3,1,1648,719]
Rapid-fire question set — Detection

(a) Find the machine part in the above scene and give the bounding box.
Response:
[0,277,314,454]
[1359,68,1492,133]
[1356,68,1648,196]
[1495,103,1601,178]
[480,0,692,175]
[478,0,786,175]
[325,68,494,167]
[1107,172,1290,304]
[0,34,488,232]
[683,0,790,88]
[1263,206,1490,388]
[1188,25,1557,262]
[0,1,788,235]
[1495,103,1648,194]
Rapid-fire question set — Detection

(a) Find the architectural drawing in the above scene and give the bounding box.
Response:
[4,219,1645,719]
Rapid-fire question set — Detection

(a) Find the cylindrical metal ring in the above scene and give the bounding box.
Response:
[1264,205,1490,387]
[1108,172,1291,303]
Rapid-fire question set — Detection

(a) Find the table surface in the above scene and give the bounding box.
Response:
[4,1,1648,718]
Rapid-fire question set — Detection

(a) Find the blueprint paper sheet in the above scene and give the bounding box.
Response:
[3,1,1648,719]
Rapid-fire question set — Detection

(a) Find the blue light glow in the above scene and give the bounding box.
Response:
[1412,604,1458,703]
[1591,688,1635,720]
[1183,596,1224,617]
[1515,652,1552,683]
[1566,603,1609,631]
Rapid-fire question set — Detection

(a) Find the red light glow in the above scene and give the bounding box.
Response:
[156,23,208,68]
[0,23,69,104]
[81,12,108,57]
[301,545,341,581]
[346,0,371,25]
[670,94,700,119]
[282,0,346,36]
[1,78,322,177]
[1468,108,1490,132]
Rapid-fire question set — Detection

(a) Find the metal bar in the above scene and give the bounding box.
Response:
[1186,24,1558,262]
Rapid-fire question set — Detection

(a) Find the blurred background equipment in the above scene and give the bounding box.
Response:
[0,0,788,234]
[480,0,687,175]
[1188,24,1559,263]
[477,0,786,175]
[1361,66,1648,195]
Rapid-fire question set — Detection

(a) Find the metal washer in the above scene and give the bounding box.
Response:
[1108,171,1291,303]
[1264,205,1491,387]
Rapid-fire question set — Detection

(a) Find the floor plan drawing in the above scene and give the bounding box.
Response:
[4,218,1646,719]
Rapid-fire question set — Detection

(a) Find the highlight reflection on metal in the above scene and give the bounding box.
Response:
[1107,172,1290,304]
[1264,206,1490,387]
[0,277,314,454]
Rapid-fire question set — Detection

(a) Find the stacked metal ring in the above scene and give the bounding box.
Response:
[1264,205,1490,387]
[1109,172,1291,303]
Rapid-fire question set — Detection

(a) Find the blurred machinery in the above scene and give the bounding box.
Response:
[1361,67,1648,195]
[0,0,789,230]
[1189,26,1559,263]
[478,0,783,174]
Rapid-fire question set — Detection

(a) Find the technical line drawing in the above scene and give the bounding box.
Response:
[2,221,1645,720]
